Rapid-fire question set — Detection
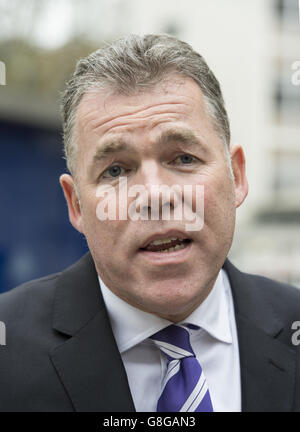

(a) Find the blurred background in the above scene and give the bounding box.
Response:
[0,0,299,292]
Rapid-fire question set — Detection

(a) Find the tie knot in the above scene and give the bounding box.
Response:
[150,324,197,361]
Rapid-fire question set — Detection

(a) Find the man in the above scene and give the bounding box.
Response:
[0,34,299,412]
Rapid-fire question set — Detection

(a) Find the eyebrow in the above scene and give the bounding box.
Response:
[92,138,131,165]
[158,128,208,153]
[90,127,208,170]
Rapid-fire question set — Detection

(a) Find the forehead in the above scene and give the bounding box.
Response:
[78,75,203,111]
[76,76,210,133]
[74,76,220,170]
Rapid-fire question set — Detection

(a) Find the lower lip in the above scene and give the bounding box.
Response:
[138,241,193,264]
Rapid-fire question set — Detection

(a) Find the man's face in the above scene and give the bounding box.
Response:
[60,75,248,322]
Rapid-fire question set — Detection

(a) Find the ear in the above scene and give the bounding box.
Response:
[59,174,84,233]
[229,144,248,208]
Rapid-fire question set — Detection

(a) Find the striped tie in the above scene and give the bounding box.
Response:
[150,324,214,412]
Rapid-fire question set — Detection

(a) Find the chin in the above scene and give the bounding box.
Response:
[137,288,204,319]
[149,301,197,322]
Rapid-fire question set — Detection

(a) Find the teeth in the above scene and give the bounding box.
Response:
[149,237,179,246]
[163,243,186,253]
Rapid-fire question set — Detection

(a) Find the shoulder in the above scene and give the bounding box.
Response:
[0,271,75,411]
[0,272,60,324]
[224,259,300,342]
[0,253,97,345]
[0,272,66,357]
[224,259,300,305]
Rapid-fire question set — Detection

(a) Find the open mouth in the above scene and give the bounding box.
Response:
[140,237,192,253]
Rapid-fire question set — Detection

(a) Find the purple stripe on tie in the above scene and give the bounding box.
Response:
[157,357,202,412]
[195,390,214,412]
[186,323,199,330]
[150,325,193,354]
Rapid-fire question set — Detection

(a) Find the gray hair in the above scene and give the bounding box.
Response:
[61,34,231,176]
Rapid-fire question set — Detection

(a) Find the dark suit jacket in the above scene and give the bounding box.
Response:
[0,252,300,412]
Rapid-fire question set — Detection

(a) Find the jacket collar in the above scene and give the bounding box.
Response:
[52,252,102,336]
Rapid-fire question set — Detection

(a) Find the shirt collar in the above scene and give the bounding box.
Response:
[98,269,232,354]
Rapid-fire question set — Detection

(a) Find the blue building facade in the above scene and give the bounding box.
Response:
[0,119,88,293]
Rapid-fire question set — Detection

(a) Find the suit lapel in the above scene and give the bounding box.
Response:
[223,259,296,412]
[49,253,135,412]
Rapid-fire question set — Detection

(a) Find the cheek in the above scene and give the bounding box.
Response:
[198,175,236,229]
[83,200,130,253]
[80,194,109,241]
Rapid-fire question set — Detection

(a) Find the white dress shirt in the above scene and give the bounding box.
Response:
[98,269,241,412]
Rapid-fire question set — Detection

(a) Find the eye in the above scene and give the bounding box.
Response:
[102,165,125,179]
[174,154,197,165]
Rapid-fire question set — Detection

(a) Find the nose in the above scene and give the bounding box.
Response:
[133,160,177,220]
